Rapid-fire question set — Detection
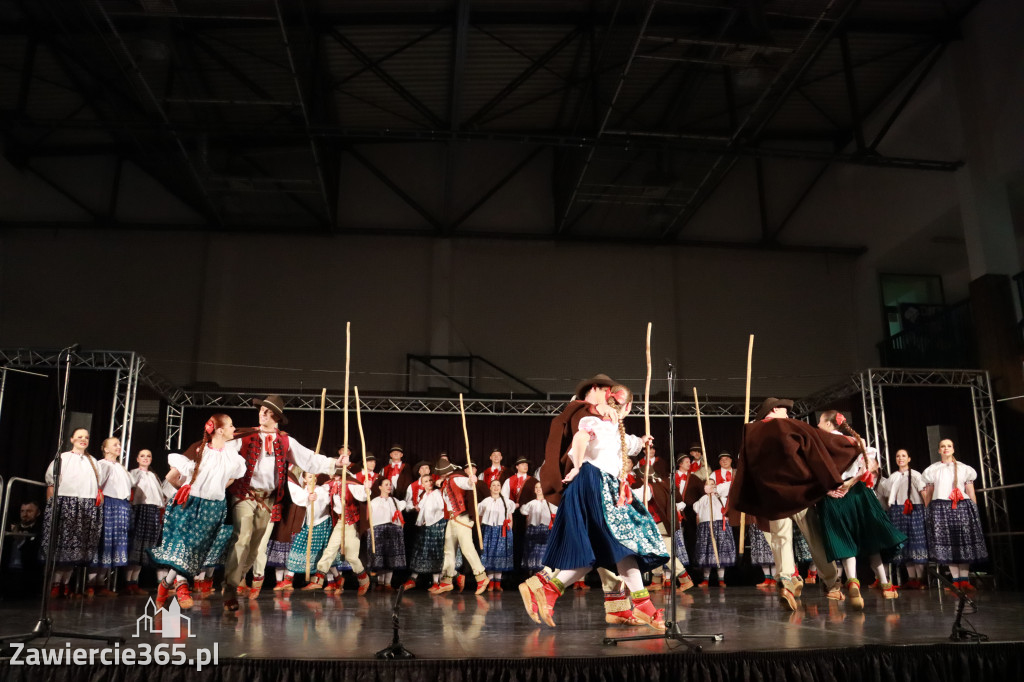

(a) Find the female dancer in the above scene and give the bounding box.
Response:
[406,472,446,590]
[522,385,667,629]
[149,415,246,609]
[520,481,557,574]
[43,428,103,597]
[91,437,134,595]
[367,478,407,590]
[922,439,988,591]
[126,449,163,595]
[815,411,906,608]
[478,479,515,590]
[880,449,928,588]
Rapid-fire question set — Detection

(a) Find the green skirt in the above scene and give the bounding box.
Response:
[818,481,906,562]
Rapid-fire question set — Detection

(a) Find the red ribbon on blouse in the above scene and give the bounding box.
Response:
[902,498,914,515]
[949,488,965,510]
[501,518,512,537]
[173,484,191,507]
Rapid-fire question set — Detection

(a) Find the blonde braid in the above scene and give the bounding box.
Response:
[618,418,631,485]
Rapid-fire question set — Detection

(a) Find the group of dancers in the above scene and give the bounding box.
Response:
[40,378,989,630]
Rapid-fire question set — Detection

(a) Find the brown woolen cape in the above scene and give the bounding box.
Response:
[729,418,860,521]
[538,399,597,505]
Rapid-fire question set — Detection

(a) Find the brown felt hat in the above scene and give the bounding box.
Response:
[253,395,289,425]
[574,373,618,399]
[754,397,794,421]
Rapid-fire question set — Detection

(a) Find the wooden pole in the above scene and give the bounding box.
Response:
[305,388,326,579]
[738,335,754,554]
[693,387,720,567]
[643,323,652,505]
[339,322,351,560]
[354,385,375,553]
[459,393,485,547]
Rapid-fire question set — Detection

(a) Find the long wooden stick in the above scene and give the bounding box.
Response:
[305,388,327,579]
[339,322,351,560]
[643,323,652,506]
[738,335,754,555]
[354,385,375,553]
[459,393,485,547]
[693,387,720,567]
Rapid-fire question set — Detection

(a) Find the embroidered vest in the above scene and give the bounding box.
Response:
[508,474,527,503]
[483,466,505,487]
[441,475,468,518]
[228,431,289,521]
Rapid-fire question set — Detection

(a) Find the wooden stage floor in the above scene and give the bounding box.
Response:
[1,583,1021,660]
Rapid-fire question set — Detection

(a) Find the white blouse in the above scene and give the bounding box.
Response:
[45,452,102,499]
[287,479,332,526]
[882,470,926,506]
[130,469,164,506]
[519,498,556,526]
[369,496,406,527]
[227,431,337,492]
[477,496,515,526]
[922,460,977,500]
[416,489,445,526]
[693,470,731,523]
[330,480,368,514]
[576,416,644,477]
[166,446,247,501]
[98,459,134,500]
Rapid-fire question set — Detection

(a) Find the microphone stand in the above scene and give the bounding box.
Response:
[375,583,415,658]
[603,363,723,651]
[927,566,988,642]
[0,346,124,655]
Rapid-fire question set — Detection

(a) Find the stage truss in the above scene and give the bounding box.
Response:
[0,349,141,462]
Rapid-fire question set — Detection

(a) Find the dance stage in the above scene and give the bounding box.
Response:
[1,586,1022,681]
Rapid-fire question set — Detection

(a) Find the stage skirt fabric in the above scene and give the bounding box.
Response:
[672,528,690,566]
[793,525,813,564]
[266,538,291,568]
[43,496,103,566]
[887,504,929,565]
[695,521,737,568]
[410,519,446,574]
[287,521,333,573]
[523,525,551,573]
[369,524,408,570]
[128,504,162,566]
[543,462,668,574]
[481,523,514,572]
[202,524,233,568]
[748,524,774,566]
[818,482,906,562]
[927,499,989,564]
[93,497,131,568]
[148,496,227,578]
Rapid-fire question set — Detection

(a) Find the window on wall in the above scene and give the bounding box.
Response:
[880,274,945,337]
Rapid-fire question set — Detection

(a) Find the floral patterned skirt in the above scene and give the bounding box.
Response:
[43,496,102,566]
[543,462,667,573]
[148,496,227,578]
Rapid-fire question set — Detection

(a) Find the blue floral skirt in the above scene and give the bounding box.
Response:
[672,528,690,566]
[128,504,162,565]
[887,503,928,564]
[266,539,291,568]
[524,525,551,573]
[410,520,446,574]
[695,521,737,568]
[542,463,667,573]
[43,496,102,566]
[93,497,131,568]
[747,523,774,566]
[927,500,988,564]
[369,524,407,570]
[148,496,227,578]
[793,525,813,564]
[287,520,333,573]
[202,524,233,568]
[481,523,514,572]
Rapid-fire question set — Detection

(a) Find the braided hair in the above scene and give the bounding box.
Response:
[606,384,635,486]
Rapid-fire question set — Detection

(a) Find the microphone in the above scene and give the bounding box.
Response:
[64,343,80,352]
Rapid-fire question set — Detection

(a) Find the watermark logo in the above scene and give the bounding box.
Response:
[135,598,196,638]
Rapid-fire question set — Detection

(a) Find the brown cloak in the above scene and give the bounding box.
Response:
[729,418,860,521]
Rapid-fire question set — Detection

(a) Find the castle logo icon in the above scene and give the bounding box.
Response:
[134,597,197,638]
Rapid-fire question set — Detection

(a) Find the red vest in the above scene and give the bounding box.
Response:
[441,475,469,518]
[482,466,505,487]
[228,431,289,521]
[382,462,404,482]
[408,481,426,507]
[508,474,528,503]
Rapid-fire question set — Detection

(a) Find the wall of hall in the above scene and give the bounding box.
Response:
[0,228,858,399]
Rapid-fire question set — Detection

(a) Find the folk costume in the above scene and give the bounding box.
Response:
[478,492,515,586]
[126,466,164,591]
[309,470,371,594]
[482,462,507,488]
[632,474,691,590]
[407,487,446,588]
[519,495,557,574]
[436,468,490,594]
[42,451,104,593]
[922,460,988,579]
[222,396,338,603]
[93,458,133,572]
[368,489,408,588]
[729,406,859,606]
[692,467,738,584]
[284,475,333,577]
[879,468,929,586]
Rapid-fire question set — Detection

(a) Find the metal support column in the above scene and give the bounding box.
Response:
[970,372,1014,587]
[165,402,185,451]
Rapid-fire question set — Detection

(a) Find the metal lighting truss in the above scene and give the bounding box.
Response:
[0,348,140,462]
[857,367,1013,587]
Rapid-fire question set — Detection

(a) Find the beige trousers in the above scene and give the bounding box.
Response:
[441,515,485,579]
[768,506,838,589]
[224,496,273,589]
[252,517,276,578]
[316,520,364,574]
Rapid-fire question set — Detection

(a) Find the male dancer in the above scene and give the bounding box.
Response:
[533,374,645,625]
[728,397,859,611]
[434,461,490,595]
[223,395,341,611]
